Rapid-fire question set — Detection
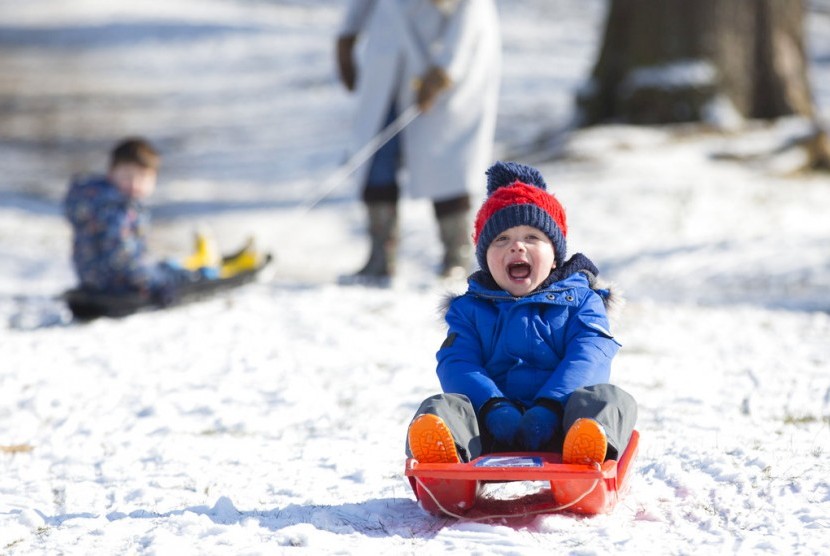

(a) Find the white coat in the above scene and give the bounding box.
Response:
[340,0,501,201]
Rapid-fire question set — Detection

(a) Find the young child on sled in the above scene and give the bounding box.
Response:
[64,137,258,303]
[406,161,637,467]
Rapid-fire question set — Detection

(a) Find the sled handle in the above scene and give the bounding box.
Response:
[290,105,421,220]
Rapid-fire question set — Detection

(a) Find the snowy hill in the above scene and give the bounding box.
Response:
[1,1,829,553]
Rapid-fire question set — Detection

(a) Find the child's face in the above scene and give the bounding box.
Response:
[486,225,556,296]
[108,163,157,200]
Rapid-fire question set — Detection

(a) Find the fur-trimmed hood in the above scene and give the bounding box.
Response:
[440,253,624,324]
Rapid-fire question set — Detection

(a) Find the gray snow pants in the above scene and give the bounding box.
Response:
[405,384,638,462]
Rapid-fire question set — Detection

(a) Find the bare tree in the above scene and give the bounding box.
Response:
[576,0,830,169]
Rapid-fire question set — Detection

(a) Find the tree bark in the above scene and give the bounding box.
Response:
[577,0,815,125]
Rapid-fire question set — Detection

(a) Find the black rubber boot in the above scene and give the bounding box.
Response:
[340,201,398,286]
[434,196,472,279]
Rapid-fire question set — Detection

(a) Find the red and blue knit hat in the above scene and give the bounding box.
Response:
[473,161,568,272]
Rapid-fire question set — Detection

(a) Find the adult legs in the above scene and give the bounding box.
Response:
[347,107,401,281]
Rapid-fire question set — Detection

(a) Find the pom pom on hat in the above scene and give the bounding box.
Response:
[485,161,548,195]
[474,161,568,273]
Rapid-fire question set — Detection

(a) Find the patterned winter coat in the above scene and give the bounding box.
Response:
[437,254,621,415]
[64,175,184,296]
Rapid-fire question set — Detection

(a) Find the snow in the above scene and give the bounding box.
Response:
[2,0,830,553]
[621,59,718,93]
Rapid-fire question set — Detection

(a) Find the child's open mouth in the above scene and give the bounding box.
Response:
[507,262,531,279]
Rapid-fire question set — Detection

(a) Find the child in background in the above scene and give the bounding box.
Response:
[406,161,637,466]
[64,137,254,304]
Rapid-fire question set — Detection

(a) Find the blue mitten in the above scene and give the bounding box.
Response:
[484,401,523,445]
[519,404,561,451]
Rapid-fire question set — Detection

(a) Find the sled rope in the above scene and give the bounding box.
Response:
[413,463,602,522]
[290,104,420,221]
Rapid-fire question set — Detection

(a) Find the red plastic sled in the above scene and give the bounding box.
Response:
[405,430,639,518]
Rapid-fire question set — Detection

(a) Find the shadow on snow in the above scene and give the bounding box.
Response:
[33,496,446,539]
[0,22,266,49]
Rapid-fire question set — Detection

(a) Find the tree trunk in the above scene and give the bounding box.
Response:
[577,0,815,125]
[805,128,830,170]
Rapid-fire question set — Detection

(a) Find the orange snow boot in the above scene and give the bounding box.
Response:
[563,418,607,466]
[408,414,461,464]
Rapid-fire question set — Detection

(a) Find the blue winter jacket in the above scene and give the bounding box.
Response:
[437,254,621,414]
[64,175,187,297]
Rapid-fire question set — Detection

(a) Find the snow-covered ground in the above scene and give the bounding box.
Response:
[2,1,829,553]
